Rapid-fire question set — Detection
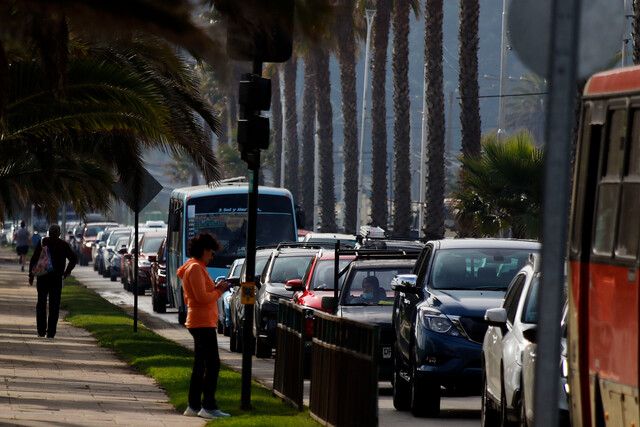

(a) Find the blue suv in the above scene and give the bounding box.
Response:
[391,238,540,417]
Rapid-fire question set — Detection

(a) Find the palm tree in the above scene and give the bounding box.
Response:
[453,131,544,239]
[269,66,283,186]
[1,36,220,219]
[634,0,640,63]
[336,0,359,234]
[458,0,481,157]
[391,0,412,237]
[505,73,547,144]
[164,150,202,186]
[283,53,300,201]
[369,0,391,229]
[301,51,317,227]
[424,0,446,240]
[316,45,337,232]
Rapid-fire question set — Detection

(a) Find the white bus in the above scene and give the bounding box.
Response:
[166,179,299,324]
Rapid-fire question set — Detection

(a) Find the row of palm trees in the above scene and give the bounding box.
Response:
[212,0,484,239]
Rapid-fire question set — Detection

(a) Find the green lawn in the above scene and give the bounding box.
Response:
[61,277,320,426]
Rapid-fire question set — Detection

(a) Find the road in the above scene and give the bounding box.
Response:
[72,264,481,426]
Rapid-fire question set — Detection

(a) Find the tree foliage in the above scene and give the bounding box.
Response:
[453,131,544,239]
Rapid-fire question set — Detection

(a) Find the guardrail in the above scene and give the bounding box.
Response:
[273,300,309,410]
[309,310,379,427]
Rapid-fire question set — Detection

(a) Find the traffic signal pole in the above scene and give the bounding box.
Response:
[240,59,263,411]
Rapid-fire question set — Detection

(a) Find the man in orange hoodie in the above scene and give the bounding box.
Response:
[178,233,232,420]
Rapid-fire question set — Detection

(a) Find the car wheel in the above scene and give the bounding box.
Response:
[392,347,410,411]
[157,294,166,314]
[152,291,158,312]
[110,274,117,282]
[410,355,440,417]
[255,337,271,358]
[481,370,500,427]
[94,261,99,271]
[519,382,528,427]
[500,376,516,427]
[230,327,237,352]
[224,322,231,337]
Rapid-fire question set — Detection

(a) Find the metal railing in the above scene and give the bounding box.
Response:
[309,310,379,427]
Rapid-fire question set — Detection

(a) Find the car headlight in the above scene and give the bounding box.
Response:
[139,260,151,267]
[265,293,279,303]
[418,307,462,337]
[84,242,92,247]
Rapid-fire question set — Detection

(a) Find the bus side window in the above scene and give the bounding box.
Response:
[593,109,626,256]
[614,110,640,260]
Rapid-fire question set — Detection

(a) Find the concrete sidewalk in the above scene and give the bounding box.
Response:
[0,249,204,427]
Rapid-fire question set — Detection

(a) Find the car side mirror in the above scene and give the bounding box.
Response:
[227,277,240,286]
[285,279,304,292]
[148,255,157,262]
[321,296,337,312]
[118,247,127,254]
[485,308,508,326]
[391,274,421,294]
[522,326,537,343]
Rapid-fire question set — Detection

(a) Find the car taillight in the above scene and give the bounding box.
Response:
[304,312,315,337]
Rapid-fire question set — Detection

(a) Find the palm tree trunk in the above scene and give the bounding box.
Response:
[316,47,337,232]
[337,0,358,235]
[284,53,299,201]
[301,52,317,227]
[458,0,481,157]
[634,0,640,64]
[271,68,283,187]
[424,0,446,240]
[392,0,412,238]
[370,0,391,229]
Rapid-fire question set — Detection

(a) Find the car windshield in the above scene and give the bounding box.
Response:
[269,255,315,287]
[343,265,413,305]
[429,248,533,290]
[142,236,165,253]
[107,231,129,247]
[306,259,351,291]
[86,225,108,237]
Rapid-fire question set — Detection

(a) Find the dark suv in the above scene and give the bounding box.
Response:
[391,238,540,417]
[253,243,320,358]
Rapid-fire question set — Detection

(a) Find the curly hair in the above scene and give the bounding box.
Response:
[188,233,221,258]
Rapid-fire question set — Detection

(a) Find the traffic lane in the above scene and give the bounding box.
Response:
[72,265,481,426]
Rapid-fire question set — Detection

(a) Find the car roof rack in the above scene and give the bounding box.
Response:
[275,241,326,250]
[336,247,421,261]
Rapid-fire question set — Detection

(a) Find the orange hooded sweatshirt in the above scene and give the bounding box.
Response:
[177,258,223,329]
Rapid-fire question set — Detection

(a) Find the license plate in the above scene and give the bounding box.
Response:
[382,346,392,359]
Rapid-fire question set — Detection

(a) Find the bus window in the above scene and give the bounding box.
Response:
[615,110,640,259]
[602,109,626,179]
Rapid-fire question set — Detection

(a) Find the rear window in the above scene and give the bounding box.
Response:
[429,248,534,290]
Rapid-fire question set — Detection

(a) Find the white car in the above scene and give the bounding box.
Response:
[481,253,568,426]
[520,304,570,427]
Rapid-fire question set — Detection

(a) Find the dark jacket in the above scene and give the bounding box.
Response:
[29,236,77,279]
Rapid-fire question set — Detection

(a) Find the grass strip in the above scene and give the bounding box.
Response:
[61,277,320,426]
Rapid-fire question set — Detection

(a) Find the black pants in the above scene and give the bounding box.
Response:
[36,275,63,337]
[187,327,220,411]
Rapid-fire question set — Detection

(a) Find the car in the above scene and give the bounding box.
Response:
[519,303,570,427]
[92,230,109,271]
[391,238,541,417]
[324,252,419,381]
[77,221,119,266]
[110,236,130,282]
[121,227,160,292]
[482,255,569,427]
[100,227,132,277]
[217,258,244,336]
[128,231,166,295]
[150,238,167,313]
[253,244,319,358]
[229,248,275,353]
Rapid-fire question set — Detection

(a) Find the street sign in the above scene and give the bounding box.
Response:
[241,282,256,305]
[508,0,624,78]
[113,168,163,213]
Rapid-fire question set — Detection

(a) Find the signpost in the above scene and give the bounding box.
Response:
[113,168,163,332]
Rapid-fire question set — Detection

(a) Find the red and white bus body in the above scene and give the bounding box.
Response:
[569,66,640,427]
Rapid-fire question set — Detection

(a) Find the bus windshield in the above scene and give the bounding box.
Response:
[186,193,295,269]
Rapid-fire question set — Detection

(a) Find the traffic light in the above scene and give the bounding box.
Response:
[237,73,271,152]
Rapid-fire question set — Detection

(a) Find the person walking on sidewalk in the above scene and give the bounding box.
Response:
[28,224,77,338]
[14,221,32,272]
[178,233,232,420]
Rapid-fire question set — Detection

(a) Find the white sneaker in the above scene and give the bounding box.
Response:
[198,408,231,419]
[183,406,199,417]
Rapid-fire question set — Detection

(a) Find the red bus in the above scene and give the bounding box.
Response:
[568,65,640,427]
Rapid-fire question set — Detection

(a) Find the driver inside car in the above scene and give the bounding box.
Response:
[351,276,384,304]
